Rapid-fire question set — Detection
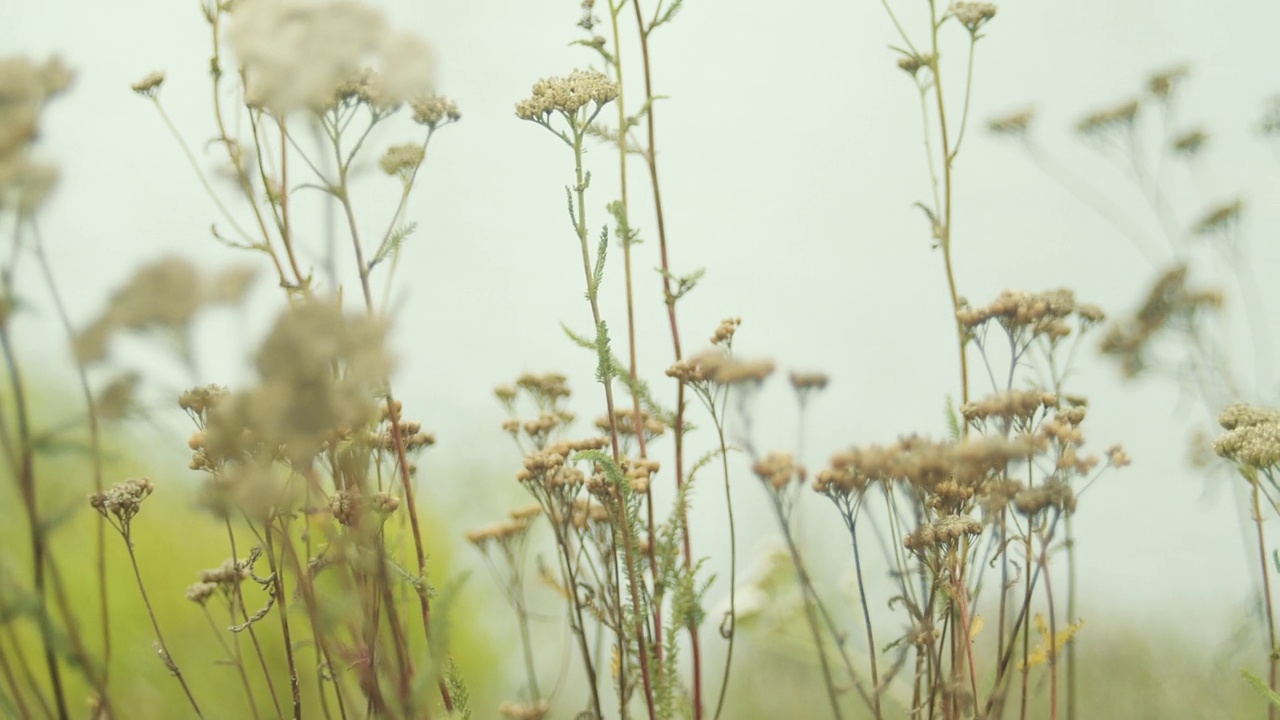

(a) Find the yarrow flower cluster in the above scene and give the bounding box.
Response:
[0,55,73,214]
[1076,99,1140,137]
[227,0,434,115]
[988,107,1035,136]
[951,2,998,33]
[514,69,619,120]
[1214,403,1280,469]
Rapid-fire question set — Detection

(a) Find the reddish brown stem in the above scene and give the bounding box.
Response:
[631,2,701,715]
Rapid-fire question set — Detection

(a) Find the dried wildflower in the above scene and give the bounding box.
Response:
[1147,65,1188,100]
[897,52,936,76]
[247,298,390,463]
[708,357,775,386]
[1100,265,1223,378]
[789,371,830,392]
[711,317,741,345]
[596,408,665,438]
[515,372,571,403]
[813,462,870,497]
[951,2,997,33]
[961,389,1055,426]
[229,0,433,115]
[198,558,248,586]
[410,94,461,128]
[180,384,231,419]
[1014,479,1076,516]
[102,257,202,331]
[185,582,218,604]
[1219,403,1280,431]
[131,71,165,97]
[89,477,155,528]
[514,69,618,120]
[957,288,1089,343]
[96,372,141,421]
[904,514,983,551]
[1171,128,1207,155]
[378,142,424,178]
[0,56,73,161]
[667,350,730,384]
[509,503,542,521]
[1214,404,1280,469]
[1214,420,1280,469]
[752,451,803,491]
[1192,198,1243,237]
[1106,444,1131,468]
[987,108,1033,138]
[493,385,517,404]
[1076,99,1140,136]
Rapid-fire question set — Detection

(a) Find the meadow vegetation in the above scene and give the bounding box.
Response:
[0,0,1278,718]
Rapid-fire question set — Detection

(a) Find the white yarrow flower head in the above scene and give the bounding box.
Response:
[951,2,997,33]
[515,69,618,121]
[228,0,434,115]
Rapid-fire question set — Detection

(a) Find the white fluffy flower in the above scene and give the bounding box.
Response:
[228,0,433,115]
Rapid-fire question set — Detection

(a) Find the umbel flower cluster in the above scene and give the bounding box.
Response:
[515,69,619,120]
[227,0,434,114]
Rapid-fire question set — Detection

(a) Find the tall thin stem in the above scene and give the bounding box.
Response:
[1250,473,1278,720]
[121,528,204,718]
[29,219,112,697]
[631,3,701,714]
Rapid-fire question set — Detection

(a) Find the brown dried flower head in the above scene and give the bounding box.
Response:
[789,371,830,392]
[753,451,804,491]
[1077,99,1140,136]
[89,477,155,526]
[708,357,776,386]
[711,317,742,346]
[988,107,1034,136]
[904,514,983,551]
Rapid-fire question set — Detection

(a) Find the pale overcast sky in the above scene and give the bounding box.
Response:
[6,0,1280,657]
